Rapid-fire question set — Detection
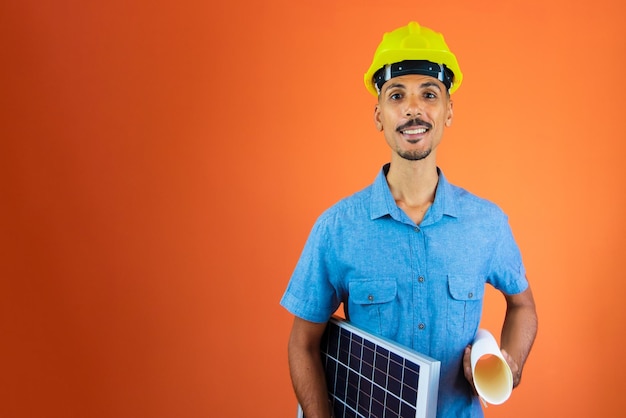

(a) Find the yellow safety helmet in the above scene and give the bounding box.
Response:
[364,21,463,96]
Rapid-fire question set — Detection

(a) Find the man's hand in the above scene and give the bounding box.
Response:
[462,345,477,394]
[501,349,521,388]
[463,345,521,393]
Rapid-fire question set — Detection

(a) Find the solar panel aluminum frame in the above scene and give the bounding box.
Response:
[296,316,440,418]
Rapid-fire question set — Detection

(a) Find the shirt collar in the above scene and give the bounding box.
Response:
[370,163,459,224]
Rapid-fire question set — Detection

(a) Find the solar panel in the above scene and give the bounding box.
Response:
[297,317,440,418]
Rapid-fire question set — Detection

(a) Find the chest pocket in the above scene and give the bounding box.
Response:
[347,278,398,338]
[447,275,485,339]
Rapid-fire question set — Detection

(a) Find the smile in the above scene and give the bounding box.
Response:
[396,118,433,135]
[402,128,428,135]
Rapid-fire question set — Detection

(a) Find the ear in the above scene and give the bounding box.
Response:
[374,104,384,131]
[445,99,454,127]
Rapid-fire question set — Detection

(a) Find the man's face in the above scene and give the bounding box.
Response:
[374,74,453,162]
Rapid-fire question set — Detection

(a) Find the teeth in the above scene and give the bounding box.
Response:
[403,128,427,134]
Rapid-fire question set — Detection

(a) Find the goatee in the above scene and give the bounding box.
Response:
[398,148,432,161]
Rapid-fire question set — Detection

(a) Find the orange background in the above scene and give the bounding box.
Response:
[1,1,624,417]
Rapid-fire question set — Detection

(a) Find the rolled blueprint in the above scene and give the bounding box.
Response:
[470,329,513,405]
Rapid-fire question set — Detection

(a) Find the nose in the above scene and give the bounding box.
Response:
[404,94,422,118]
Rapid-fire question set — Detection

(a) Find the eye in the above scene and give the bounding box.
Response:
[389,92,403,101]
[423,91,437,100]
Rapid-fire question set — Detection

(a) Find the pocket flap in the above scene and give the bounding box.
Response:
[448,275,485,301]
[349,279,397,305]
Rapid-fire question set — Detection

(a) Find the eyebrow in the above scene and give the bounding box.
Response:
[384,81,443,93]
[420,81,443,91]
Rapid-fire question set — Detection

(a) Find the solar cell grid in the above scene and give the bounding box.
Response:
[297,317,440,418]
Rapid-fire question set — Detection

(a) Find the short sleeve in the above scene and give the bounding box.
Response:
[486,216,528,295]
[280,216,342,323]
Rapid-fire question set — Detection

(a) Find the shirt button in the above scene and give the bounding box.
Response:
[468,292,474,299]
[418,276,425,283]
[418,323,425,330]
[367,294,374,302]
[414,227,420,232]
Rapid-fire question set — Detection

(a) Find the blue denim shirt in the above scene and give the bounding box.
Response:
[281,165,528,418]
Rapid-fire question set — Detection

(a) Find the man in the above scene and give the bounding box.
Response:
[280,21,537,418]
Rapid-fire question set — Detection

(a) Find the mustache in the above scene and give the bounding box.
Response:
[396,118,432,132]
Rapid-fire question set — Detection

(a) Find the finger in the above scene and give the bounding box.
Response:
[463,346,479,395]
[501,349,517,372]
[501,349,521,387]
[463,346,473,383]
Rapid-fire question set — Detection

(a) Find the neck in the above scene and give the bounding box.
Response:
[386,158,439,224]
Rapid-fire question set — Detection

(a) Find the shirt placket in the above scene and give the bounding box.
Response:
[408,224,430,351]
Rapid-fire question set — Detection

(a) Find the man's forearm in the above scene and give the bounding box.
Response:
[288,344,331,418]
[287,317,332,418]
[500,288,538,386]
